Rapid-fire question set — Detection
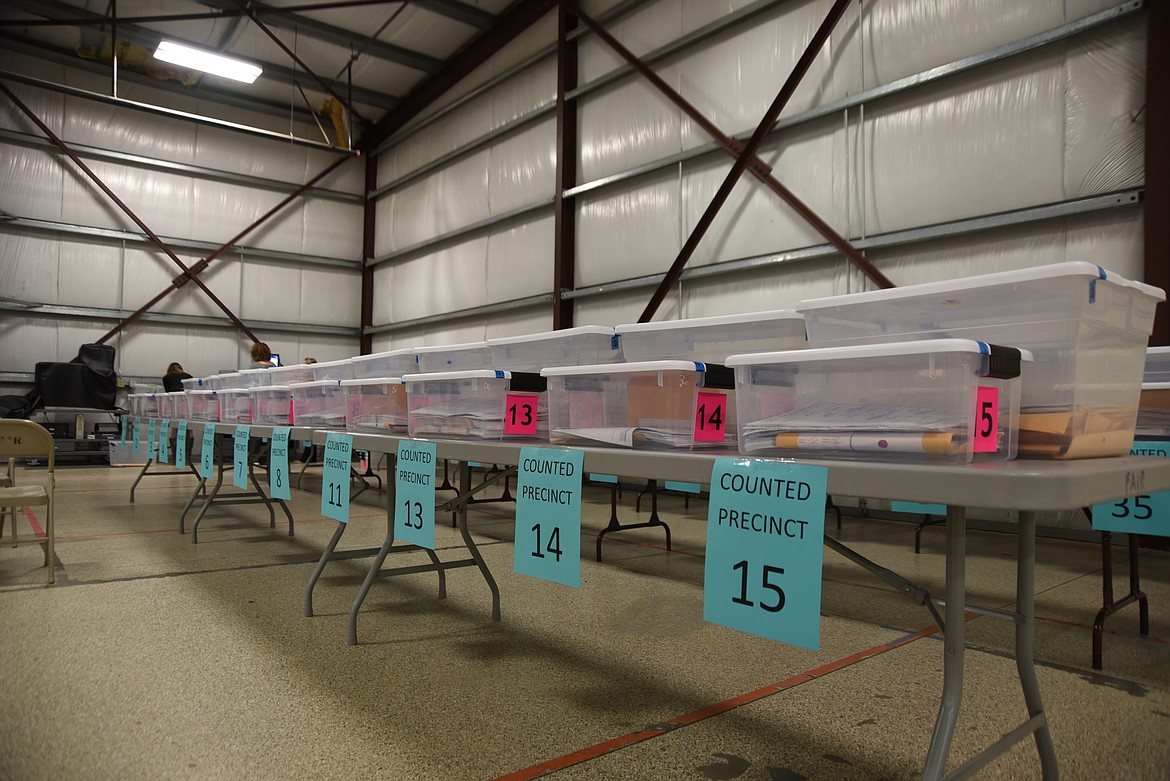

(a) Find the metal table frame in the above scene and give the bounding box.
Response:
[307,432,1170,780]
[175,422,312,543]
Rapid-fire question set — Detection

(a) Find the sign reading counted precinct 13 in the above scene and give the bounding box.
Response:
[704,458,828,651]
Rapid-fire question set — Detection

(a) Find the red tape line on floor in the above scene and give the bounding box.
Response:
[493,622,942,781]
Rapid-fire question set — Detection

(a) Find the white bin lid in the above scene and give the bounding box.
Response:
[340,378,404,387]
[414,340,490,354]
[541,360,708,377]
[249,385,291,393]
[726,338,1033,365]
[403,369,512,383]
[187,389,217,396]
[287,379,342,389]
[616,309,804,334]
[486,325,615,346]
[796,262,1165,313]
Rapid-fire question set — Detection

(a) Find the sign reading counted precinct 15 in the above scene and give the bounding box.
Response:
[704,458,828,651]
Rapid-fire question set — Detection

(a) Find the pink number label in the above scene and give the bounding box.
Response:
[694,391,729,443]
[504,393,540,436]
[973,386,999,453]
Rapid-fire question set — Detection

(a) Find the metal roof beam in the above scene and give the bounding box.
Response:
[410,0,496,29]
[197,0,442,73]
[5,0,399,109]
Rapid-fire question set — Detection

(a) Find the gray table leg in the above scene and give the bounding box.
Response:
[456,461,501,622]
[306,521,347,617]
[129,457,153,503]
[1016,510,1059,779]
[923,505,966,780]
[347,528,397,646]
[190,443,226,544]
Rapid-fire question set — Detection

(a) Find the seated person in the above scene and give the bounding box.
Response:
[250,342,275,368]
[163,362,193,393]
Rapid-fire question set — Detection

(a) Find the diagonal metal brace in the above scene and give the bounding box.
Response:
[441,465,519,512]
[824,535,946,631]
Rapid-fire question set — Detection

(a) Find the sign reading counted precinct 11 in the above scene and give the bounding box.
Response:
[704,457,828,651]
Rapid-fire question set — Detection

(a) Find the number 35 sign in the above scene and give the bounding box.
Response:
[1091,441,1170,538]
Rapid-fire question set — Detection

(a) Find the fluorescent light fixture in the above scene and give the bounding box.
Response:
[153,40,262,84]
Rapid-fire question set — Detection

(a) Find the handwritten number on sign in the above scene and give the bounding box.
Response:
[530,523,563,562]
[327,483,342,508]
[1112,496,1153,521]
[402,499,424,529]
[732,560,786,613]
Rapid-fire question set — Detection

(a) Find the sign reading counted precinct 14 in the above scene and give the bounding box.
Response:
[514,447,584,587]
[704,457,828,651]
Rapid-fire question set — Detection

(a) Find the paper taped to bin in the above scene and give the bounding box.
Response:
[1017,405,1137,459]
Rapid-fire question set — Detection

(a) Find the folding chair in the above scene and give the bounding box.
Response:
[0,421,56,584]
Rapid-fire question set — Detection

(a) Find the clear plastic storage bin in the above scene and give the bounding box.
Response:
[311,358,357,382]
[237,368,272,388]
[342,378,409,433]
[727,340,1030,464]
[404,370,547,440]
[415,341,492,373]
[167,391,189,419]
[289,380,346,427]
[1143,347,1170,385]
[218,372,244,389]
[616,310,806,364]
[139,393,160,418]
[187,390,219,421]
[487,326,621,371]
[541,360,736,450]
[250,386,292,426]
[269,363,318,386]
[796,262,1165,459]
[350,348,419,379]
[157,393,173,419]
[180,377,205,391]
[218,388,252,424]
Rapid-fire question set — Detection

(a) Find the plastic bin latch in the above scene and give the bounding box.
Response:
[979,344,1023,380]
[698,363,735,390]
[509,371,547,393]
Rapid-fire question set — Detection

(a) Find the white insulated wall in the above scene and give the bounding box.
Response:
[0,50,365,380]
[371,0,1148,346]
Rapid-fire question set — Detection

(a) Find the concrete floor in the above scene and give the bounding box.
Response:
[0,457,1167,780]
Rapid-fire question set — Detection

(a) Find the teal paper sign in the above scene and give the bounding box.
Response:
[200,423,216,478]
[158,419,171,464]
[704,457,828,651]
[175,421,188,470]
[395,440,437,549]
[514,447,584,588]
[147,418,157,461]
[320,432,353,522]
[1091,440,1170,538]
[666,480,701,494]
[892,500,947,516]
[132,417,141,453]
[269,427,292,501]
[232,426,250,489]
[121,415,127,445]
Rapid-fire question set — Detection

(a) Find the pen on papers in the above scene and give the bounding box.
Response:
[773,431,961,455]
